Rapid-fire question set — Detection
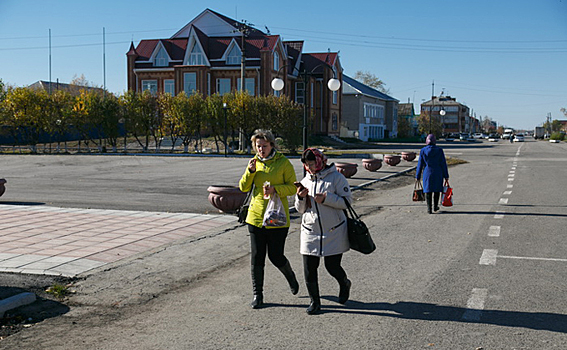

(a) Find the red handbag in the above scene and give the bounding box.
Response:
[442,180,453,207]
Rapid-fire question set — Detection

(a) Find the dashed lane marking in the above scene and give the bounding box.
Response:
[494,211,505,219]
[503,191,512,195]
[488,226,501,237]
[480,249,498,265]
[499,198,509,204]
[462,288,488,321]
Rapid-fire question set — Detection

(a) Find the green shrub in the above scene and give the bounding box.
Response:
[550,132,564,141]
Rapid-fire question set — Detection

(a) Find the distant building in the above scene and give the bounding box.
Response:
[420,94,475,134]
[397,102,417,136]
[341,75,398,141]
[28,80,105,95]
[126,8,342,136]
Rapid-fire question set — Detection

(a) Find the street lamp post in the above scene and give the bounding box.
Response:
[271,65,341,154]
[222,103,229,157]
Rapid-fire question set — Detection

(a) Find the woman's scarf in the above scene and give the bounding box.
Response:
[303,148,327,174]
[258,148,276,162]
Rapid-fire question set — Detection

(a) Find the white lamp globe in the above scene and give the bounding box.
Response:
[440,109,446,116]
[271,78,284,91]
[327,78,341,91]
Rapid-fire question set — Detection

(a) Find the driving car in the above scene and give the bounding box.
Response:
[513,134,525,142]
[488,133,499,142]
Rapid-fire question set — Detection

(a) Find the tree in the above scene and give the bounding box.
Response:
[397,116,412,138]
[353,70,389,94]
[417,113,442,137]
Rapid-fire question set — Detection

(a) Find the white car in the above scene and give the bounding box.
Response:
[513,134,525,142]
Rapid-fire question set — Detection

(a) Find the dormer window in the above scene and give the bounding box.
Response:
[273,51,280,71]
[226,45,241,65]
[189,44,205,65]
[154,47,169,67]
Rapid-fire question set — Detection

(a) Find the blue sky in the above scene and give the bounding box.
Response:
[1,0,566,130]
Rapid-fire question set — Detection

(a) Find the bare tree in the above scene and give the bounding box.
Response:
[353,70,389,94]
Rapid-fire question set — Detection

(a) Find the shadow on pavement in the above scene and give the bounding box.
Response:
[322,300,567,333]
[445,211,567,218]
[0,201,46,206]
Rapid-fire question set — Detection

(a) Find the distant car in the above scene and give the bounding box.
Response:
[488,133,499,142]
[513,134,525,142]
[473,133,487,139]
[459,133,470,141]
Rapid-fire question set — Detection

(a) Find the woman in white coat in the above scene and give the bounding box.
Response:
[295,148,352,315]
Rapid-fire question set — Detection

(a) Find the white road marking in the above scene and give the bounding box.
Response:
[509,170,515,174]
[494,211,505,219]
[508,178,514,182]
[488,226,501,237]
[462,288,488,321]
[503,191,512,195]
[507,184,513,188]
[480,249,498,265]
[499,198,509,204]
[499,255,567,263]
[508,174,515,177]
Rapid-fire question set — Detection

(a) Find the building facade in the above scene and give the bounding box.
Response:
[420,95,475,134]
[341,75,398,141]
[126,8,342,136]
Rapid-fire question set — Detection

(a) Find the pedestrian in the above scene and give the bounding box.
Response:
[238,129,299,309]
[295,148,352,315]
[510,133,515,143]
[416,134,449,214]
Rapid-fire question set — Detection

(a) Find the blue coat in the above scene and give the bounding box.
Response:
[416,145,449,193]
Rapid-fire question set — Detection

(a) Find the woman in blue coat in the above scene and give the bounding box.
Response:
[416,134,449,214]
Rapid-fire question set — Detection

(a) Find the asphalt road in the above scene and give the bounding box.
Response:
[2,138,567,349]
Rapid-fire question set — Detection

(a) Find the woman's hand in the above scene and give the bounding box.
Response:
[263,185,275,197]
[248,158,257,173]
[314,192,327,204]
[296,186,308,198]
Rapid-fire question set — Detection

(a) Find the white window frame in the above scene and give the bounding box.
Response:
[217,78,231,96]
[273,51,279,71]
[189,45,204,65]
[227,45,241,65]
[154,47,169,67]
[295,82,305,104]
[183,73,197,96]
[164,79,175,95]
[142,80,158,95]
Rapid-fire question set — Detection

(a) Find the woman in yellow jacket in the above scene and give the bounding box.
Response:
[239,129,299,309]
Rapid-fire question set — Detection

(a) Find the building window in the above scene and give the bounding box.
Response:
[189,45,205,65]
[364,103,385,124]
[207,73,211,96]
[142,80,157,95]
[154,47,168,67]
[226,45,241,65]
[217,78,231,95]
[237,78,255,96]
[332,113,338,131]
[311,82,314,107]
[273,51,279,71]
[183,73,197,96]
[332,90,338,105]
[295,82,305,104]
[274,89,280,97]
[164,79,175,95]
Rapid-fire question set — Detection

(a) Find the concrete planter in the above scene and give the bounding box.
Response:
[384,155,401,166]
[401,151,416,162]
[335,162,358,178]
[362,158,383,172]
[207,185,247,214]
[0,179,6,197]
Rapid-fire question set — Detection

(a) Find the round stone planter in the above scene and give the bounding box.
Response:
[0,179,6,197]
[335,162,358,178]
[383,155,401,166]
[207,185,247,214]
[401,151,416,162]
[362,158,383,172]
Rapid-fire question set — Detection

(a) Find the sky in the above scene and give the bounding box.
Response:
[1,0,566,130]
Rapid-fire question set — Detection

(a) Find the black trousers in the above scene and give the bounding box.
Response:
[248,224,289,268]
[425,192,441,209]
[303,254,346,283]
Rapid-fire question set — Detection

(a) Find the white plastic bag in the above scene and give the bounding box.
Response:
[262,194,287,227]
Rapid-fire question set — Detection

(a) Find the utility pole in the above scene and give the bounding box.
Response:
[235,20,253,152]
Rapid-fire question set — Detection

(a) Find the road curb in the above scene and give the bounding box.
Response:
[0,292,36,317]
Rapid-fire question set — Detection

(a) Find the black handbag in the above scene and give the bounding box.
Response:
[413,181,425,202]
[343,198,376,254]
[237,185,253,224]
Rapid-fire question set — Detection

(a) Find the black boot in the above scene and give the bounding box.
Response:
[277,260,299,295]
[338,277,351,304]
[434,192,440,212]
[251,266,264,309]
[426,193,433,214]
[306,282,321,315]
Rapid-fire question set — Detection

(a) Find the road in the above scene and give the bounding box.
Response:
[2,138,567,349]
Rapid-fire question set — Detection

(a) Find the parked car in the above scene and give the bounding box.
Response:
[513,134,525,142]
[473,133,487,139]
[488,133,499,142]
[459,133,470,141]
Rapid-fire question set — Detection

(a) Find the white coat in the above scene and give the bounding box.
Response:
[295,164,352,256]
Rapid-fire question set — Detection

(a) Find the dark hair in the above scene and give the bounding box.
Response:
[301,149,317,163]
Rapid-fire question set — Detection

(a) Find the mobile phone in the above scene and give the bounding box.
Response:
[294,182,305,189]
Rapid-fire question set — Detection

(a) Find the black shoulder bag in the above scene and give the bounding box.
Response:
[343,197,376,254]
[237,185,254,224]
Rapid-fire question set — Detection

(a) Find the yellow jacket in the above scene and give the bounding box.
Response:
[239,151,297,228]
